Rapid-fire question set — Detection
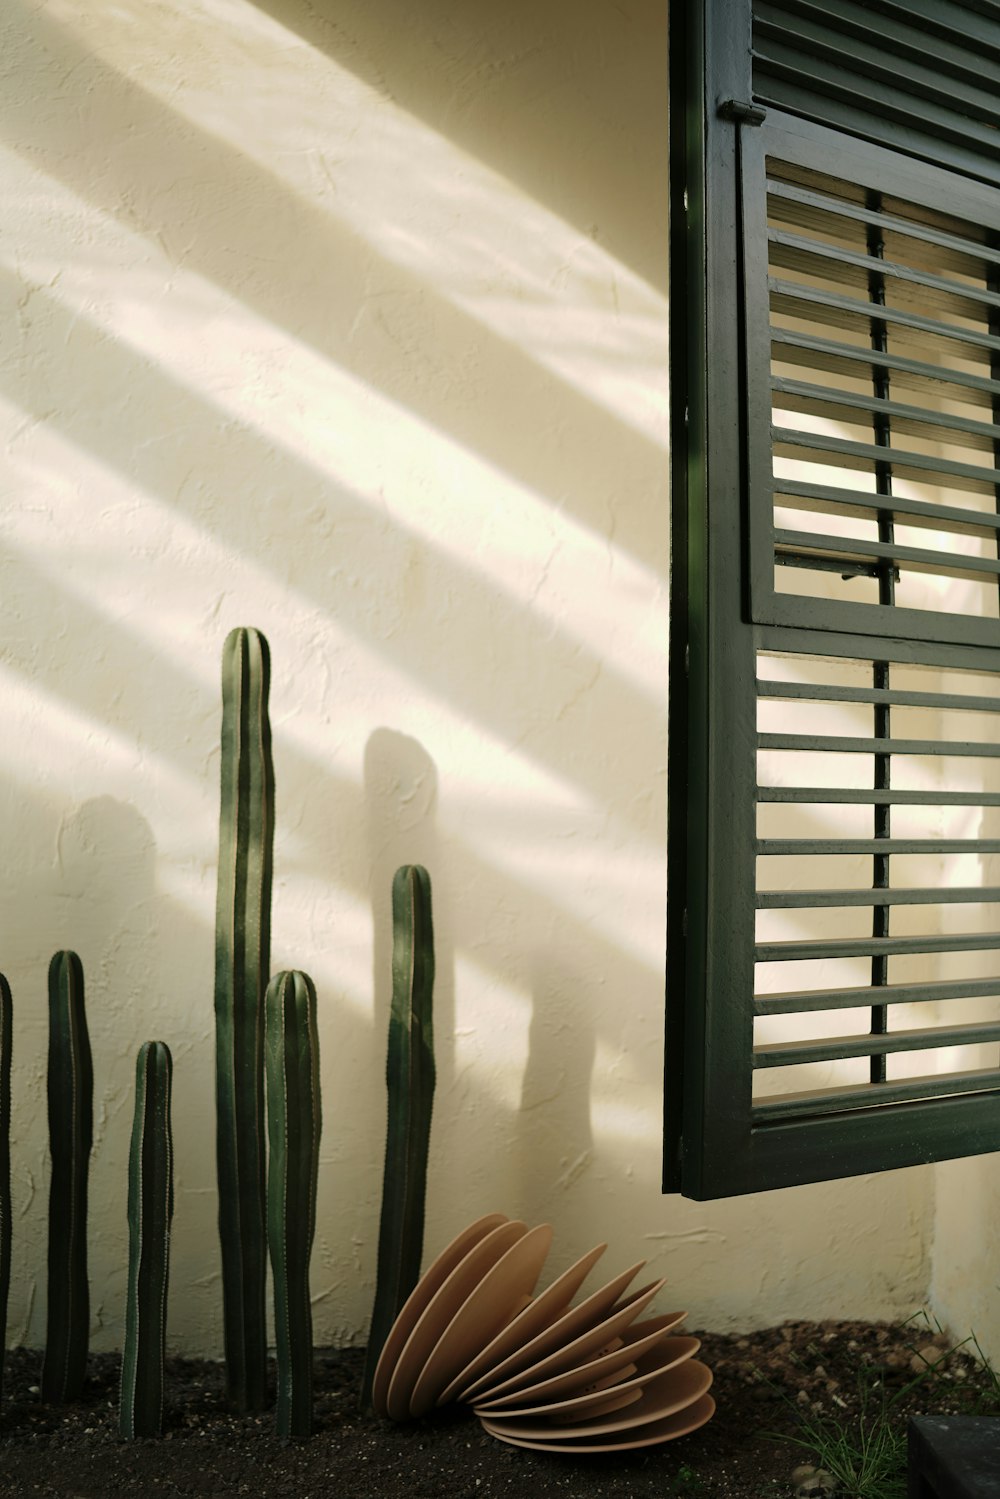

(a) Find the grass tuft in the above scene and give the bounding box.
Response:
[771,1315,1000,1499]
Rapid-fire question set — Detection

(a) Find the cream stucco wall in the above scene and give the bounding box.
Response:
[932,1156,1000,1364]
[0,0,936,1359]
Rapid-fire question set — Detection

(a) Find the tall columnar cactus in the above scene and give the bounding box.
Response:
[215,626,275,1412]
[361,864,436,1410]
[120,1041,174,1440]
[0,975,11,1399]
[265,971,321,1439]
[42,950,93,1404]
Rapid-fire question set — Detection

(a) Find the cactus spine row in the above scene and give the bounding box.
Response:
[0,975,11,1398]
[361,864,436,1409]
[120,1041,174,1439]
[215,626,275,1412]
[42,951,93,1404]
[265,970,321,1439]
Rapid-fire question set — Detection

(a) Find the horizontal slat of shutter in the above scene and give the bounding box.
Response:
[758,885,1000,905]
[771,379,1000,451]
[756,1021,1000,1066]
[755,933,1000,958]
[760,839,1000,855]
[760,790,1000,806]
[766,179,1000,275]
[759,735,1000,757]
[756,978,1000,1016]
[770,280,1000,360]
[769,229,1000,316]
[773,482,1000,541]
[772,330,1000,408]
[752,0,1000,186]
[753,1067,1000,1119]
[758,679,1000,710]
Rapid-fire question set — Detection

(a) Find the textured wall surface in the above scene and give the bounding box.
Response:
[0,0,934,1357]
[933,1155,1000,1363]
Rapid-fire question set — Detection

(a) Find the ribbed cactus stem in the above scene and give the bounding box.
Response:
[215,626,274,1412]
[361,864,436,1410]
[42,951,92,1404]
[0,975,11,1400]
[265,971,321,1440]
[120,1041,174,1439]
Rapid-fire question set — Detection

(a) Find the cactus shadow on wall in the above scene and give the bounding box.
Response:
[515,954,596,1233]
[1,790,215,1354]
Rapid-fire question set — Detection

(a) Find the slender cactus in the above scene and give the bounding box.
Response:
[215,626,274,1412]
[120,1041,174,1439]
[265,971,321,1439]
[0,975,11,1399]
[361,865,436,1410]
[42,951,92,1404]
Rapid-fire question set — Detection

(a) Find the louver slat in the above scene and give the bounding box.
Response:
[771,381,1000,451]
[755,934,1000,959]
[756,1021,1000,1067]
[751,0,1000,186]
[769,231,1000,316]
[766,180,1000,273]
[770,280,1000,361]
[773,482,1000,541]
[759,792,1000,806]
[754,1068,1000,1119]
[760,837,1000,853]
[771,332,1000,409]
[757,885,1000,905]
[759,735,1000,757]
[757,680,1000,711]
[756,979,1000,1017]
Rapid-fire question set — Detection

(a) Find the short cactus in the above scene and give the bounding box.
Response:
[42,951,92,1404]
[265,971,321,1439]
[120,1041,174,1439]
[361,864,436,1410]
[215,626,275,1412]
[0,975,11,1398]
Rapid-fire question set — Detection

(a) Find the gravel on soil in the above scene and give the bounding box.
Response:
[0,1319,997,1498]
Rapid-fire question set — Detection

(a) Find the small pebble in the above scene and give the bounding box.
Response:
[792,1465,838,1497]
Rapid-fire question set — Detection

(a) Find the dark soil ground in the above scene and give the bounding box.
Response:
[1,1319,997,1498]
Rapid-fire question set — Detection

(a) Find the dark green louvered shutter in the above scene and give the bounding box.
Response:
[666,0,1000,1198]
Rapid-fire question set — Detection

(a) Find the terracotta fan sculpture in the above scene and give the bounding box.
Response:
[371,1213,715,1452]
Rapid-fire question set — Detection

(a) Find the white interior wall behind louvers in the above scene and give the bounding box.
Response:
[0,0,933,1357]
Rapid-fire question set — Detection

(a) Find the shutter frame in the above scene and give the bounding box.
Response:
[666,0,1000,1200]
